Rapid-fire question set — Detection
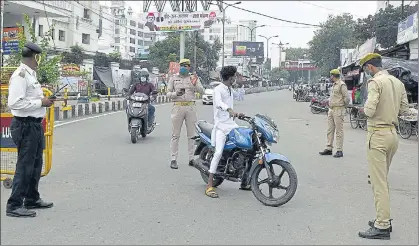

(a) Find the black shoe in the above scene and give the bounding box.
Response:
[170,160,178,169]
[24,199,54,209]
[319,149,333,155]
[368,219,393,232]
[189,160,195,167]
[333,151,343,158]
[6,207,37,217]
[358,226,390,240]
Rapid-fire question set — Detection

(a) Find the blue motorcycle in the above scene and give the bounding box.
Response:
[193,114,298,207]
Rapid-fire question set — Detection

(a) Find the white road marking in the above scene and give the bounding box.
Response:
[54,103,167,128]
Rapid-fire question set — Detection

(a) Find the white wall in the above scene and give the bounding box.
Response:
[409,38,418,60]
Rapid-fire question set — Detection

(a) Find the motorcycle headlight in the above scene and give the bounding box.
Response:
[273,129,279,143]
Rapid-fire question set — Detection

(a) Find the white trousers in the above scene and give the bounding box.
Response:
[209,128,228,174]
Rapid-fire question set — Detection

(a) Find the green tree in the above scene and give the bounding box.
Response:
[108,50,122,63]
[62,45,85,65]
[5,14,62,85]
[308,14,358,75]
[354,4,418,48]
[93,52,110,67]
[284,47,309,61]
[147,32,221,73]
[264,58,271,70]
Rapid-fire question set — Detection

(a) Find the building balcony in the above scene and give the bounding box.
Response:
[3,1,68,18]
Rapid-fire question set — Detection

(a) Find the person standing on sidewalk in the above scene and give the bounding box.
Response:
[357,53,409,240]
[6,42,54,218]
[167,58,204,169]
[319,69,350,158]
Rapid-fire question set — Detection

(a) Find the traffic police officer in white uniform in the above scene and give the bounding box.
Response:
[6,42,54,218]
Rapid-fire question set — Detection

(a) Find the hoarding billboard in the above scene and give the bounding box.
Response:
[2,27,23,55]
[397,11,418,45]
[232,42,264,58]
[140,11,219,32]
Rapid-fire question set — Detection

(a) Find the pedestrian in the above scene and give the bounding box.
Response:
[319,69,350,158]
[357,53,409,240]
[167,58,204,169]
[6,42,54,218]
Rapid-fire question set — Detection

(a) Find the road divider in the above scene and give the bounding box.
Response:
[53,86,282,120]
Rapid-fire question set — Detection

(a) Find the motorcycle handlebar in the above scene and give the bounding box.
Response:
[238,115,253,122]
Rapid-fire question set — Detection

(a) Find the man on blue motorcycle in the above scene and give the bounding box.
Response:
[206,66,245,198]
[126,70,157,127]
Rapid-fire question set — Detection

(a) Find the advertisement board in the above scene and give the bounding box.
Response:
[140,11,219,32]
[168,62,180,74]
[2,27,23,55]
[1,115,46,148]
[232,42,264,58]
[397,11,418,45]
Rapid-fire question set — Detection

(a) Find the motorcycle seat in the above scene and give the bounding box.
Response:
[197,121,214,137]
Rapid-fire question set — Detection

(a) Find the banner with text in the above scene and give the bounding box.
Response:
[140,11,219,32]
[2,27,23,55]
[1,115,46,149]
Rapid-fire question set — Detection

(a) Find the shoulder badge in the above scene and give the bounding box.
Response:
[18,69,26,78]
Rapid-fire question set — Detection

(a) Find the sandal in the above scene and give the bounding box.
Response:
[205,187,219,198]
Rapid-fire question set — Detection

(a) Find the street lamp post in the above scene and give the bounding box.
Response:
[259,35,278,60]
[239,24,266,42]
[272,41,289,69]
[215,1,241,68]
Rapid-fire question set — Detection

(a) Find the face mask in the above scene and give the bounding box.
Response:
[179,67,188,75]
[140,77,147,82]
[364,71,372,81]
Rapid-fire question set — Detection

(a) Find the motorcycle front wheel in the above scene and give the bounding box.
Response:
[199,146,224,187]
[251,160,298,207]
[130,127,138,143]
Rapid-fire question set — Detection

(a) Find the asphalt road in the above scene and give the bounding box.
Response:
[1,90,418,245]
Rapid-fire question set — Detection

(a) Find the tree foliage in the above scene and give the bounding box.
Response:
[270,67,290,82]
[5,14,62,85]
[284,47,309,61]
[308,4,418,76]
[62,45,85,65]
[308,14,358,75]
[354,4,418,48]
[148,32,222,73]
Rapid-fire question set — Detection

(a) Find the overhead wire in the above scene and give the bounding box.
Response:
[219,0,322,27]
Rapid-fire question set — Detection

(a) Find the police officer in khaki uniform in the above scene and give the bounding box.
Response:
[6,42,54,218]
[167,58,204,169]
[358,53,409,240]
[319,69,350,158]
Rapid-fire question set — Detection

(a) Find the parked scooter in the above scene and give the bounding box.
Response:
[310,95,329,114]
[126,91,158,143]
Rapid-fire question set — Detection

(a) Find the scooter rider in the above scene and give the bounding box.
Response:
[127,70,157,127]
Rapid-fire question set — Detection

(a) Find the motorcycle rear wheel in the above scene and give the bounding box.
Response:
[251,160,298,207]
[398,119,412,139]
[199,146,224,187]
[310,103,321,114]
[130,127,138,143]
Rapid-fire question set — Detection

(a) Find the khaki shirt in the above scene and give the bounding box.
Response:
[364,70,409,128]
[167,73,204,102]
[329,79,350,108]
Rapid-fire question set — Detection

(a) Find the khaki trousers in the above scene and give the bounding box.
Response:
[326,108,345,151]
[367,128,398,229]
[170,105,197,162]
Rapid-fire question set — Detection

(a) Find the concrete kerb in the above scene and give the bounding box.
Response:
[53,87,281,121]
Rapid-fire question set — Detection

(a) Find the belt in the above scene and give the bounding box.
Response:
[367,126,396,132]
[330,106,345,109]
[174,101,195,106]
[14,116,43,123]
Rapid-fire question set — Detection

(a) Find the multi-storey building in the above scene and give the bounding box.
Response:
[110,1,157,60]
[35,1,115,55]
[201,16,257,75]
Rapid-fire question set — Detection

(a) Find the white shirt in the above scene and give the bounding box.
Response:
[8,63,46,118]
[212,83,241,134]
